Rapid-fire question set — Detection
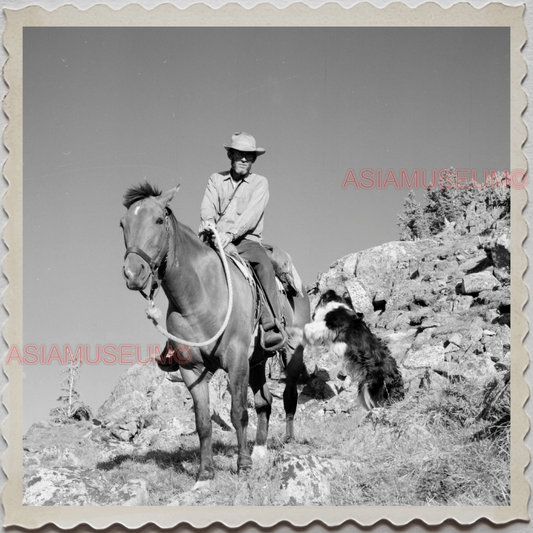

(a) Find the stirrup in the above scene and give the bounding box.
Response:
[261,326,288,353]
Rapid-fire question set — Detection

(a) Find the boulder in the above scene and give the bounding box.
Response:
[460,272,500,294]
[403,345,446,370]
[273,454,351,505]
[451,295,474,312]
[459,253,490,273]
[317,266,373,313]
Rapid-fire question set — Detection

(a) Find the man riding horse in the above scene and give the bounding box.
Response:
[198,132,286,352]
[121,135,309,480]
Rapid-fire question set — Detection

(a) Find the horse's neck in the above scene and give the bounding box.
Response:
[162,218,223,312]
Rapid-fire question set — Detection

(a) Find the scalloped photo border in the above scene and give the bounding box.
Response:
[1,2,529,529]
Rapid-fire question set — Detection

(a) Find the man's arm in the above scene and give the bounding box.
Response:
[199,174,220,233]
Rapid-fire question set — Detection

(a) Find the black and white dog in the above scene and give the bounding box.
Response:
[300,290,405,410]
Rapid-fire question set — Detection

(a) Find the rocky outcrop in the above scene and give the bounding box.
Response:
[307,219,511,393]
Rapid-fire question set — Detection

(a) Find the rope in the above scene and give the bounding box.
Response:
[145,225,234,348]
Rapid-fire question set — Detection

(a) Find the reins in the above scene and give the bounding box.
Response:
[143,224,235,348]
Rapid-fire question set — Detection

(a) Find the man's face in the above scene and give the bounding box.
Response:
[230,150,255,177]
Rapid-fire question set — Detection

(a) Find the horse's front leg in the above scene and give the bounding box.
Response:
[227,358,252,473]
[249,358,272,459]
[180,365,215,482]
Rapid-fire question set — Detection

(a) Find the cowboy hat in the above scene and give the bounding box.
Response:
[223,132,266,155]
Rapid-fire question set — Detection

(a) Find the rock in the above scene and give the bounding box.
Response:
[493,267,510,283]
[485,309,500,323]
[403,345,445,369]
[465,317,485,345]
[448,333,463,347]
[324,388,362,415]
[436,352,497,380]
[489,233,510,273]
[110,427,133,442]
[119,479,150,506]
[411,327,436,349]
[273,454,350,505]
[500,325,511,347]
[23,468,149,506]
[483,335,504,360]
[317,267,373,314]
[380,329,417,361]
[460,272,499,294]
[344,280,374,313]
[452,295,474,312]
[459,253,489,273]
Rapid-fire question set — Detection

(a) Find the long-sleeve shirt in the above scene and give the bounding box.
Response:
[200,171,269,243]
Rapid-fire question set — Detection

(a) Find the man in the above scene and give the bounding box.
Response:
[199,132,286,351]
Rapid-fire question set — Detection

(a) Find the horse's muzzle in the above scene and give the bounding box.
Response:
[123,256,151,290]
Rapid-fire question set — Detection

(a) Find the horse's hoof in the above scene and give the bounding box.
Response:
[237,457,253,474]
[251,445,268,461]
[284,435,295,444]
[192,480,211,492]
[169,482,210,506]
[197,466,215,482]
[157,361,182,373]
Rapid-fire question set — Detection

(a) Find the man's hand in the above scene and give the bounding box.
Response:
[199,219,215,236]
[218,232,234,250]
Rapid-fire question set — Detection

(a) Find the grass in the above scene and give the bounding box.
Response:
[24,373,510,506]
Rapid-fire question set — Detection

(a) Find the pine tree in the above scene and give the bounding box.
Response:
[49,359,92,423]
[397,190,428,240]
[398,167,510,240]
[423,168,475,234]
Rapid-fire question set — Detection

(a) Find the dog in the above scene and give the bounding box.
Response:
[299,290,405,410]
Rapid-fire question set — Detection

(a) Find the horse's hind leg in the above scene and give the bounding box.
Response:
[249,359,272,457]
[283,341,305,443]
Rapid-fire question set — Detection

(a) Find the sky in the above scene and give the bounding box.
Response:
[21,26,510,432]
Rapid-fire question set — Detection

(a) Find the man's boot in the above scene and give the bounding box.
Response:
[262,316,287,352]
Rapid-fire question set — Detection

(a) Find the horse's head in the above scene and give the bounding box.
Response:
[121,183,180,291]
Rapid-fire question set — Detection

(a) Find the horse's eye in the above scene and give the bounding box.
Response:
[156,217,164,225]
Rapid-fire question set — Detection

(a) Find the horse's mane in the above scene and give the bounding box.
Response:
[123,182,162,208]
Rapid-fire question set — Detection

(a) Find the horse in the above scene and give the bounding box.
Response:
[120,183,310,483]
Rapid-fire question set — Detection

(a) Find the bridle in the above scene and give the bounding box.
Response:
[124,212,171,302]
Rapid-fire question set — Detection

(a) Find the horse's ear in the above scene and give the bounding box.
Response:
[160,184,181,207]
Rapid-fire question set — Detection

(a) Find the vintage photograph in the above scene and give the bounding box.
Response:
[2,2,528,529]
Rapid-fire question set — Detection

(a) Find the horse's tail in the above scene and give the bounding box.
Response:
[284,326,310,383]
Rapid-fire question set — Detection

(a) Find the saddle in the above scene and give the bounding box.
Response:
[224,242,304,298]
[223,243,304,353]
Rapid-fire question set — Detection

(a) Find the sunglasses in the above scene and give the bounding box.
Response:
[232,150,255,161]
